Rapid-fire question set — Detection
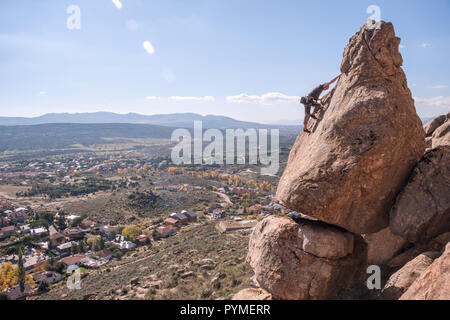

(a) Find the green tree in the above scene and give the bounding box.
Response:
[17,248,25,294]
[71,243,79,255]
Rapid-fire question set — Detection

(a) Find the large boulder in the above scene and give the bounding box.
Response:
[400,243,450,300]
[246,216,364,300]
[390,146,450,243]
[362,227,406,265]
[423,114,447,137]
[276,21,425,234]
[381,251,440,300]
[431,118,450,149]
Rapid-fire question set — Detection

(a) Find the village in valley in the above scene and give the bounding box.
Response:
[0,146,299,300]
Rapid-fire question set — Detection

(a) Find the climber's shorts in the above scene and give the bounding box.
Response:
[304,105,311,115]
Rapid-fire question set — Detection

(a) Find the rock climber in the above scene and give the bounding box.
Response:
[300,74,341,133]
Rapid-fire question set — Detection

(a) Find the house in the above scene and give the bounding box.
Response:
[19,224,31,234]
[60,254,86,267]
[99,225,115,241]
[182,210,198,223]
[56,242,73,257]
[33,271,62,285]
[50,232,65,247]
[156,225,177,238]
[81,256,108,268]
[208,209,225,220]
[48,225,58,236]
[248,204,262,214]
[164,217,181,228]
[93,248,113,261]
[117,241,136,251]
[0,226,16,240]
[113,235,128,243]
[64,227,84,241]
[7,210,28,223]
[23,254,48,271]
[170,212,189,225]
[30,227,48,237]
[65,215,80,223]
[136,234,152,245]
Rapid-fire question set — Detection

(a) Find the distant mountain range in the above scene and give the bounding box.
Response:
[0,112,293,129]
[0,112,433,127]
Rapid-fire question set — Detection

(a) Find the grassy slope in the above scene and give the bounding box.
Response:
[39,223,254,300]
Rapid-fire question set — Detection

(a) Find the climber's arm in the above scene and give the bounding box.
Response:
[324,74,341,89]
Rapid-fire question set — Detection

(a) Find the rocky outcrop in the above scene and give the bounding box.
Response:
[390,146,450,243]
[245,21,449,301]
[246,216,364,300]
[424,114,447,137]
[381,251,440,300]
[431,118,450,149]
[276,21,425,234]
[362,227,406,265]
[400,243,450,300]
[232,288,272,300]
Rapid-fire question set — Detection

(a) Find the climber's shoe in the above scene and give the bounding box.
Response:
[310,114,318,120]
[303,128,311,133]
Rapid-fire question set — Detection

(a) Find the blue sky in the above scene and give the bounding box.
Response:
[0,0,449,123]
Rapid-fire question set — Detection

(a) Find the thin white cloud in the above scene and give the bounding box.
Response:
[162,70,175,83]
[419,42,431,48]
[414,96,450,108]
[145,96,160,101]
[426,85,448,89]
[127,20,138,31]
[143,41,155,55]
[170,96,215,102]
[112,0,123,9]
[227,92,300,104]
[39,91,48,95]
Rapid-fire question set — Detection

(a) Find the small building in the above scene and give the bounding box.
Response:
[136,234,152,245]
[64,227,84,241]
[170,212,189,225]
[117,241,136,251]
[99,225,116,241]
[24,254,48,271]
[33,271,62,285]
[50,232,65,247]
[60,254,86,267]
[65,215,80,223]
[30,227,48,237]
[164,217,181,228]
[182,210,198,223]
[56,242,73,257]
[93,248,113,261]
[0,226,16,240]
[248,204,262,214]
[6,210,28,223]
[156,225,177,238]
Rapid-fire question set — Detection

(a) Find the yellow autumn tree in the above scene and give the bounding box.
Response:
[0,262,35,291]
[122,225,142,241]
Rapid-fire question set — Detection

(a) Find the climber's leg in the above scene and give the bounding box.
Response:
[303,105,311,133]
